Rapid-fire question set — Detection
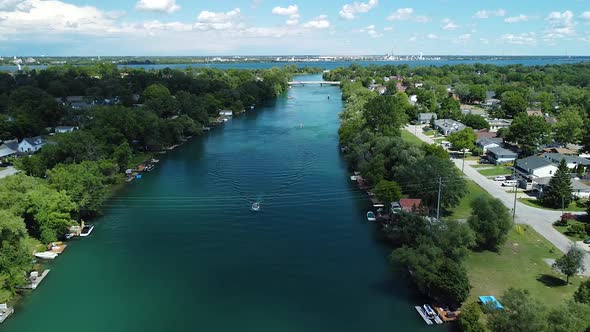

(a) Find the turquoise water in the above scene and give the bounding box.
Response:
[3,75,439,331]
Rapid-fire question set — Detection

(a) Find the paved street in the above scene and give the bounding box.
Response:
[404,124,590,275]
[0,166,18,179]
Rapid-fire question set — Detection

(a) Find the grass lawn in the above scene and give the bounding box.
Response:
[477,166,513,177]
[518,198,587,212]
[466,225,586,308]
[423,130,436,136]
[446,180,492,220]
[401,130,425,146]
[127,152,152,169]
[0,167,5,172]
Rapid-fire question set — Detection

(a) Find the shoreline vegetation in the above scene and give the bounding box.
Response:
[0,64,315,307]
[328,62,590,330]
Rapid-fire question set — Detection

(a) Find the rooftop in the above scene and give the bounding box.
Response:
[516,155,555,170]
[487,146,517,157]
[542,153,590,166]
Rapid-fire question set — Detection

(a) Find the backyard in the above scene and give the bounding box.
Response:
[477,166,513,177]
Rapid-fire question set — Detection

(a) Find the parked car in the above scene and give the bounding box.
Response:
[479,158,490,164]
[494,176,506,181]
[502,180,518,187]
[584,238,590,244]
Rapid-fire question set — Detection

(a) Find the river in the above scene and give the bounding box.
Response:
[2,74,439,331]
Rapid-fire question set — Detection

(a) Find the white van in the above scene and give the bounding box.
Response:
[502,180,518,187]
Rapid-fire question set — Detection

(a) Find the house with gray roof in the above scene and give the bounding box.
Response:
[477,137,503,153]
[417,112,437,124]
[17,136,46,154]
[487,146,517,165]
[515,156,558,180]
[541,153,590,171]
[55,126,78,134]
[533,177,590,199]
[0,142,17,160]
[434,119,466,136]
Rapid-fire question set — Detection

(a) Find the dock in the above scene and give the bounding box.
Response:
[21,269,50,290]
[415,306,443,325]
[0,305,14,324]
[49,242,67,254]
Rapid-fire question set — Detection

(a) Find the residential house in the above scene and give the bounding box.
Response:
[541,153,590,172]
[219,110,233,117]
[391,198,425,214]
[542,147,577,155]
[487,118,512,133]
[17,136,46,153]
[417,113,437,124]
[526,109,544,117]
[409,95,418,106]
[515,155,558,180]
[396,82,406,93]
[533,177,590,199]
[0,141,17,161]
[434,119,466,136]
[484,91,500,107]
[476,137,503,153]
[460,105,486,116]
[55,126,78,134]
[487,146,517,165]
[475,129,497,139]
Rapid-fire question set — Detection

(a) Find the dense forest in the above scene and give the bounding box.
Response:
[0,64,298,302]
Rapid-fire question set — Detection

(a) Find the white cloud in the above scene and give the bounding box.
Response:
[359,24,381,38]
[387,8,429,22]
[409,36,417,42]
[426,33,438,39]
[544,10,575,40]
[441,18,459,30]
[303,15,330,29]
[194,8,242,31]
[501,32,536,45]
[504,14,529,23]
[473,9,506,19]
[0,0,26,11]
[454,33,471,44]
[135,0,179,14]
[480,38,489,44]
[383,26,393,31]
[581,12,590,20]
[339,0,377,20]
[271,5,299,25]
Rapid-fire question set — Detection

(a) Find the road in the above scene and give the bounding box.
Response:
[405,124,590,275]
[0,166,18,179]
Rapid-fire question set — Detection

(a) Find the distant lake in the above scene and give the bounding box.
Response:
[1,57,589,72]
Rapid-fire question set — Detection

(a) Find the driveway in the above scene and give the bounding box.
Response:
[404,126,590,275]
[0,166,18,179]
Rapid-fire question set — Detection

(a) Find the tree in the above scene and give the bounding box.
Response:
[574,279,590,303]
[462,114,489,130]
[373,180,402,204]
[505,113,551,156]
[469,84,487,103]
[422,143,449,160]
[488,288,547,332]
[546,300,590,332]
[0,210,32,301]
[543,159,573,209]
[553,244,586,284]
[459,303,486,332]
[363,94,409,136]
[468,195,512,250]
[24,186,77,242]
[448,128,477,152]
[501,91,528,117]
[554,108,586,144]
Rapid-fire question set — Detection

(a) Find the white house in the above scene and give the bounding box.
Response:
[434,119,466,136]
[55,126,78,134]
[541,153,590,171]
[18,136,46,153]
[534,177,590,199]
[417,113,437,124]
[0,142,17,160]
[476,137,503,153]
[486,146,517,165]
[487,119,512,133]
[515,156,558,180]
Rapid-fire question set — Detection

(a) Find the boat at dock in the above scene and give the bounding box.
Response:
[415,305,443,325]
[80,224,94,237]
[251,202,261,212]
[0,304,14,324]
[366,211,376,222]
[34,252,58,260]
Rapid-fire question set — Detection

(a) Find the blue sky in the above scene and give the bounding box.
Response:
[0,0,589,55]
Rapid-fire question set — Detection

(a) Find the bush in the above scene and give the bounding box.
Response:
[567,223,586,237]
[555,213,576,226]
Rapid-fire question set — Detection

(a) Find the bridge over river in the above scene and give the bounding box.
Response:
[288,81,340,86]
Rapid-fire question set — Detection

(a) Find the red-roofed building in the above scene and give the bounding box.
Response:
[475,129,497,139]
[391,198,426,214]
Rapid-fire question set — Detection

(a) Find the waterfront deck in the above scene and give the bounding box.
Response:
[21,269,50,290]
[415,306,443,325]
[0,306,14,324]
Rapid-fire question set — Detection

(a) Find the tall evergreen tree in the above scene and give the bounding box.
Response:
[543,159,573,208]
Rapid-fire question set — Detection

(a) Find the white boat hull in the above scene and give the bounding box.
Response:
[34,252,58,260]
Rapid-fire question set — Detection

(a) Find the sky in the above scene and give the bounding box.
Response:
[0,0,589,56]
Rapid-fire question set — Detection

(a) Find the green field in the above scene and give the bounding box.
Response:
[423,130,437,136]
[446,180,492,220]
[518,198,587,212]
[466,225,586,308]
[477,166,513,177]
[401,130,425,146]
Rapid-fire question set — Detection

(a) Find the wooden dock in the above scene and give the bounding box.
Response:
[415,306,443,325]
[0,306,14,324]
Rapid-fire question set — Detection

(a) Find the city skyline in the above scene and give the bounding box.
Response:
[0,0,589,56]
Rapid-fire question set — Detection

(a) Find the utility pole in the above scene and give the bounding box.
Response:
[462,149,466,173]
[562,195,565,215]
[512,161,518,223]
[436,176,442,222]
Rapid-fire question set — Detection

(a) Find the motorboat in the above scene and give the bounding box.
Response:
[34,252,58,260]
[366,211,376,221]
[251,202,261,212]
[80,225,94,237]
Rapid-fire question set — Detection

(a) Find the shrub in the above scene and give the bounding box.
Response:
[568,223,586,237]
